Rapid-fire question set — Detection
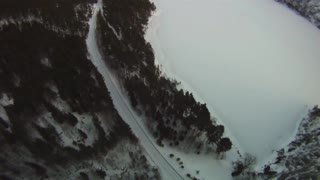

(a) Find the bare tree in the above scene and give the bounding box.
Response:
[232,153,256,177]
[243,153,256,169]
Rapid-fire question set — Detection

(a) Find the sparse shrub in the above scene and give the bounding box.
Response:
[78,129,88,140]
[140,155,147,163]
[216,138,232,154]
[156,138,164,147]
[232,153,256,177]
[243,153,256,167]
[275,149,285,164]
[0,174,12,180]
[232,160,244,177]
[288,147,295,152]
[169,154,174,158]
[80,172,89,180]
[96,169,106,178]
[24,162,47,176]
[0,117,9,128]
[66,113,78,126]
[263,165,276,176]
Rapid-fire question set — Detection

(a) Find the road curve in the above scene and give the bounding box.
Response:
[86,1,184,179]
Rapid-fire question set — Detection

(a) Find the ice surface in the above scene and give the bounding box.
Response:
[146,0,320,161]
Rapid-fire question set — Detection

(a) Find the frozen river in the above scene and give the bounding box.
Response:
[146,0,320,161]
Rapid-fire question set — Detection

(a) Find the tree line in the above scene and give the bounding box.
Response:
[97,0,232,154]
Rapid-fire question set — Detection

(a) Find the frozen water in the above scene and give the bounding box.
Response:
[146,0,320,161]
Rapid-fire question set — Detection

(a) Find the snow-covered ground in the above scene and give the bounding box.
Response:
[0,93,14,131]
[146,0,320,163]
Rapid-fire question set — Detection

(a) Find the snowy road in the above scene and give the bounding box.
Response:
[86,1,184,179]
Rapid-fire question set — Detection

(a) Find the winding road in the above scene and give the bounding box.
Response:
[86,1,184,179]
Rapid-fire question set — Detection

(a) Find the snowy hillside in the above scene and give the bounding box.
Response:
[271,106,320,179]
[231,106,320,179]
[277,0,320,28]
[0,0,159,179]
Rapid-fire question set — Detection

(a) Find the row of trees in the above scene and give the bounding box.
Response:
[0,0,92,36]
[97,0,232,154]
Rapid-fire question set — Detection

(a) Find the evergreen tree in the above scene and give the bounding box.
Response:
[217,137,232,154]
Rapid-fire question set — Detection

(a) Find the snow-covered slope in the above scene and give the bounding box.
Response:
[232,106,320,179]
[265,106,320,179]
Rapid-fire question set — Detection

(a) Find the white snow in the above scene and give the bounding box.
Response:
[51,96,72,113]
[146,0,320,163]
[0,15,42,30]
[40,57,52,67]
[158,144,233,180]
[0,93,14,129]
[0,93,14,107]
[0,15,82,36]
[107,23,122,40]
[0,106,10,127]
[86,1,183,179]
[74,112,98,147]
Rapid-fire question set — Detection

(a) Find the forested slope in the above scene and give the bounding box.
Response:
[0,1,159,179]
[96,0,232,157]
